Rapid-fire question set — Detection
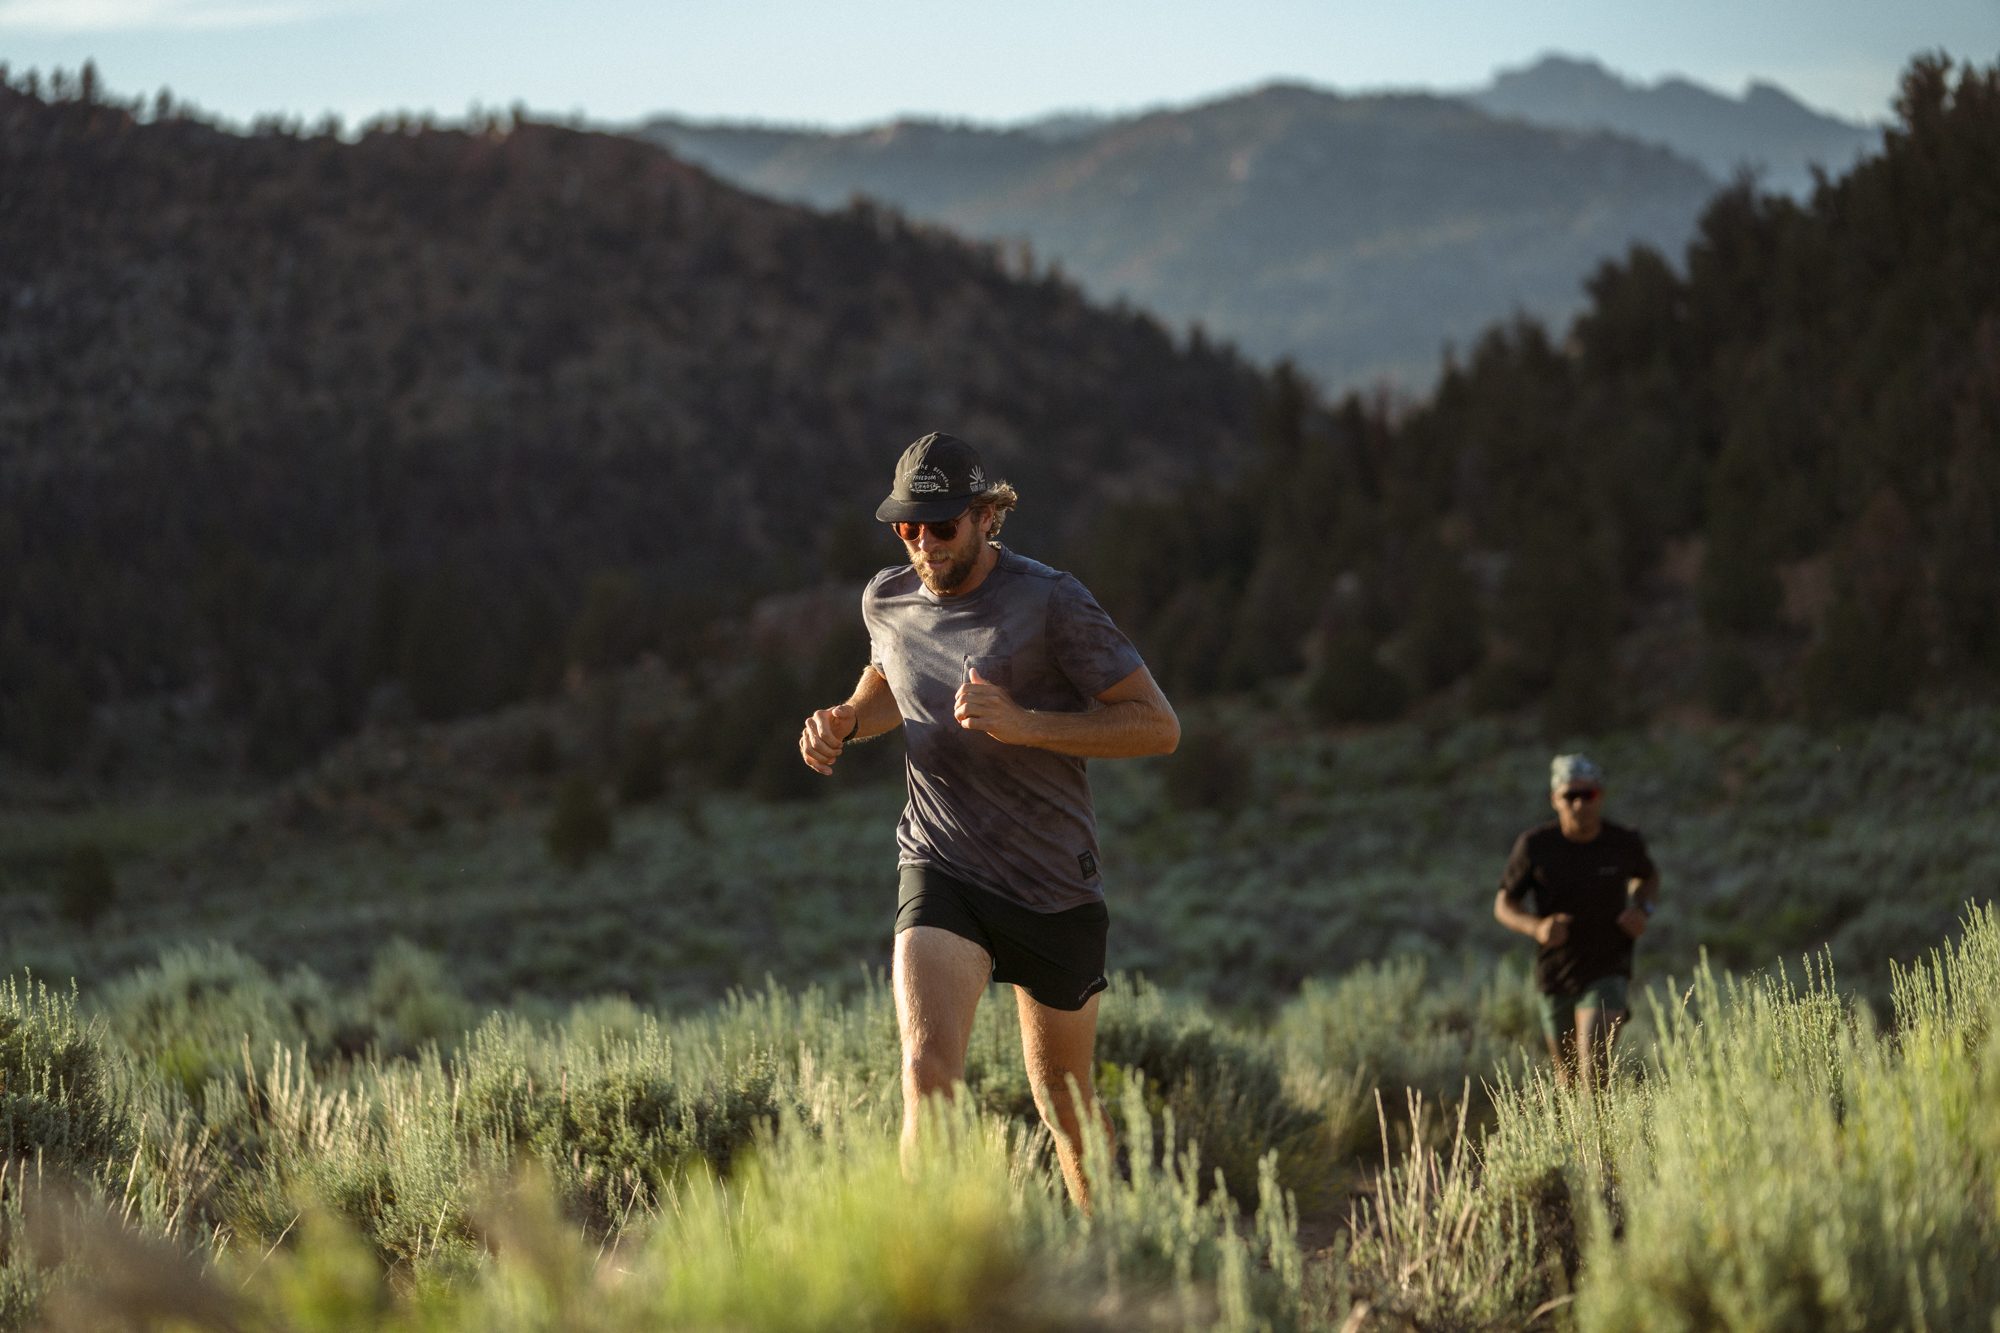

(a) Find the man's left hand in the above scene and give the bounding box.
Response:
[955,668,1038,746]
[1617,905,1649,939]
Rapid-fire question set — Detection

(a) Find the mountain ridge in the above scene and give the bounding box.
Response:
[639,83,1717,392]
[1469,53,1881,195]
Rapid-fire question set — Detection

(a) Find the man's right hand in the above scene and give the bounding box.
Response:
[800,704,857,775]
[1535,912,1572,947]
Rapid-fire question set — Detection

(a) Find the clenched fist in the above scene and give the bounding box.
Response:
[954,668,1037,746]
[800,703,857,775]
[1617,904,1649,939]
[1535,912,1572,947]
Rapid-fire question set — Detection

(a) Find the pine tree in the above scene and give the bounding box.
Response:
[545,774,613,869]
[57,844,115,928]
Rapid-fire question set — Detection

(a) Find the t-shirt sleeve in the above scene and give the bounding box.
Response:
[1046,575,1147,698]
[1498,833,1536,903]
[1626,829,1658,882]
[862,574,888,674]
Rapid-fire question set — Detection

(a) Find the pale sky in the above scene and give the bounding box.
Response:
[1,0,1995,130]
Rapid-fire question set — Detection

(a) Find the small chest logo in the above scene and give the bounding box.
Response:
[1078,850,1098,879]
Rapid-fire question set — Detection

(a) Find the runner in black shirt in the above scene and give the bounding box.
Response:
[1494,753,1659,1087]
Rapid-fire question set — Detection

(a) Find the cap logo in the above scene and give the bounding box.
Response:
[968,465,986,491]
[908,465,949,495]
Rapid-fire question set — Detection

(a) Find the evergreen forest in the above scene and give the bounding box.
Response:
[1087,55,2000,738]
[4,59,1999,786]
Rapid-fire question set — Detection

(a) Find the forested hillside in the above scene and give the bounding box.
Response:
[0,71,1259,776]
[1085,55,2000,735]
[3,56,1995,790]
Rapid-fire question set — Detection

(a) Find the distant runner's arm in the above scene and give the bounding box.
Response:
[800,666,903,775]
[1494,890,1569,946]
[953,665,1179,758]
[1617,869,1660,938]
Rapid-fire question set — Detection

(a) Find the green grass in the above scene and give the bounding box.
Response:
[4,700,1996,1014]
[1,946,1366,1330]
[4,687,1998,1326]
[10,907,2000,1328]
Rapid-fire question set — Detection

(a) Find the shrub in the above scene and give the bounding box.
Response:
[523,726,560,777]
[0,975,133,1176]
[1704,639,1768,718]
[1159,723,1252,816]
[55,845,116,928]
[1307,632,1408,724]
[545,774,613,869]
[363,940,475,1053]
[1469,657,1535,713]
[97,942,344,1092]
[1094,977,1335,1207]
[9,668,91,774]
[1698,523,1782,634]
[695,657,809,789]
[569,570,652,673]
[1278,955,1536,1154]
[1800,599,1919,725]
[748,738,821,802]
[614,725,669,804]
[1541,646,1615,738]
[1406,556,1486,691]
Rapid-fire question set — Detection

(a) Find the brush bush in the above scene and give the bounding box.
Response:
[0,977,132,1176]
[544,772,613,868]
[54,845,116,928]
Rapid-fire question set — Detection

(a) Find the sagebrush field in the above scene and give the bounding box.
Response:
[3,702,1998,1328]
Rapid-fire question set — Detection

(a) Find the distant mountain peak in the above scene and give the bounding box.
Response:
[1470,52,1880,194]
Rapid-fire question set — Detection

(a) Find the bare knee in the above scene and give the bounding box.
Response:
[903,1043,964,1101]
[1026,1058,1094,1123]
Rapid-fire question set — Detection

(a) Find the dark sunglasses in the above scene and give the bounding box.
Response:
[1560,788,1602,805]
[892,515,968,542]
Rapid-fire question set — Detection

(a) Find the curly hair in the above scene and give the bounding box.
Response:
[972,480,1019,537]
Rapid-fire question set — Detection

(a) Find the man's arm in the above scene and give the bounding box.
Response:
[953,665,1179,758]
[1494,890,1570,947]
[800,666,904,775]
[1618,869,1660,938]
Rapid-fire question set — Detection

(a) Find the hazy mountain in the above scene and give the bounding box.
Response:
[640,85,1717,392]
[1468,54,1881,196]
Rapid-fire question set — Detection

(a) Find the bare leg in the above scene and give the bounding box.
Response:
[1545,1034,1572,1088]
[1573,1007,1626,1090]
[894,927,992,1162]
[1015,987,1112,1211]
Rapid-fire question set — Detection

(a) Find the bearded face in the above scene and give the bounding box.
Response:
[904,508,992,594]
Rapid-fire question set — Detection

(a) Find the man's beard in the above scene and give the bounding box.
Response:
[916,544,976,594]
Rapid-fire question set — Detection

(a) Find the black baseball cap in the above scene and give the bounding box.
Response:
[874,432,994,524]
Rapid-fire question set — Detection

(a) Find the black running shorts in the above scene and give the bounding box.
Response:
[894,866,1110,1012]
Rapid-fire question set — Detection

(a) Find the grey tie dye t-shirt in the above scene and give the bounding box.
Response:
[863,546,1146,913]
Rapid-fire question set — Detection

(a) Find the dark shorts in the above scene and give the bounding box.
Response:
[895,866,1110,1012]
[1536,975,1630,1041]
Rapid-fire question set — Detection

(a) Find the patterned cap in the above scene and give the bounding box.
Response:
[1550,753,1605,791]
[875,432,993,524]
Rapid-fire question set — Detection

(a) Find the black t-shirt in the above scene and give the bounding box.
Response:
[1498,819,1657,996]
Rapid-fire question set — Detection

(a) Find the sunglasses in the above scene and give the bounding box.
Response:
[1559,788,1602,805]
[892,514,969,542]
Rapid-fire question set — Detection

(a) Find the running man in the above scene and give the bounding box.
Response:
[798,432,1179,1206]
[1493,754,1659,1088]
